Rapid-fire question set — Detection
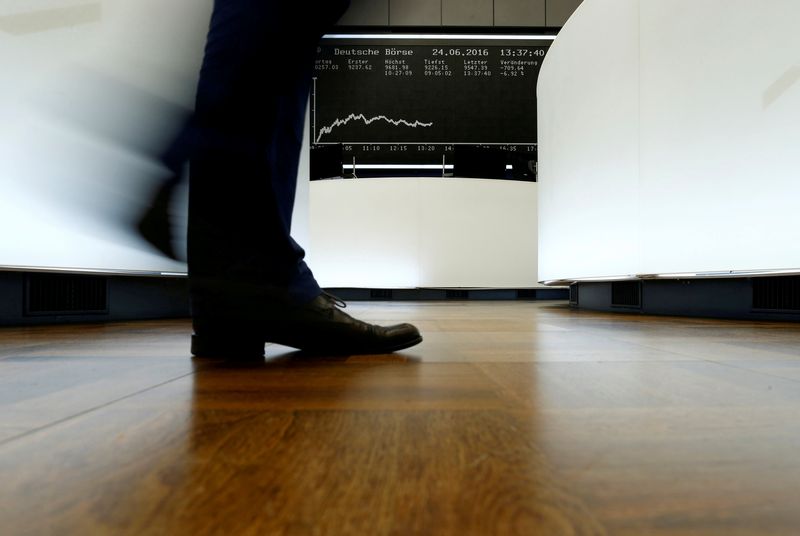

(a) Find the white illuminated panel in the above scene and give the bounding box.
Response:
[0,0,210,274]
[637,0,800,275]
[537,0,800,283]
[309,178,542,288]
[537,0,641,282]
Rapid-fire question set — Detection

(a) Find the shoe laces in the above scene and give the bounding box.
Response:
[321,291,347,309]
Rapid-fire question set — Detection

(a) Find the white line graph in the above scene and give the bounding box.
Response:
[315,113,434,143]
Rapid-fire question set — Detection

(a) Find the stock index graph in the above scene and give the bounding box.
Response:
[311,39,549,168]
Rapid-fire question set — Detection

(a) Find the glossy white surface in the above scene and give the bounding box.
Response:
[309,178,541,288]
[0,0,210,274]
[537,0,800,283]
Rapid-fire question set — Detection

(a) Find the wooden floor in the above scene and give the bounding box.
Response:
[2,301,800,535]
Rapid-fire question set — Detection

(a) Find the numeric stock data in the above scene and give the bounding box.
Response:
[311,38,550,169]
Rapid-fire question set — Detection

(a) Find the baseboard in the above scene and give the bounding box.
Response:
[0,274,568,326]
[324,287,569,301]
[570,277,800,322]
[0,271,189,326]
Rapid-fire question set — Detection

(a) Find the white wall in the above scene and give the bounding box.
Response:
[537,0,640,282]
[638,0,800,276]
[0,0,210,274]
[537,0,800,283]
[309,178,542,288]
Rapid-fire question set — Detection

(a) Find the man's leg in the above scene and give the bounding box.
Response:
[187,0,421,357]
[188,0,323,308]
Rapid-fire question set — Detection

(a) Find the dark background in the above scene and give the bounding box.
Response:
[311,39,549,167]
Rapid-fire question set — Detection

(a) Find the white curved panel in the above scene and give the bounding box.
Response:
[638,0,800,275]
[309,178,541,288]
[308,179,422,288]
[537,0,641,282]
[538,0,800,282]
[0,0,211,274]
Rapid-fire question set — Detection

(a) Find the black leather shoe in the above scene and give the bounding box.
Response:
[191,293,422,358]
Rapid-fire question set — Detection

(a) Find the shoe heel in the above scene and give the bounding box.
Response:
[191,334,265,359]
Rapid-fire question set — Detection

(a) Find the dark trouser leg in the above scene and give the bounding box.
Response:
[186,0,421,357]
[188,0,347,322]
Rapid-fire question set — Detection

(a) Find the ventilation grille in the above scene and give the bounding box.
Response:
[25,274,108,315]
[569,284,579,305]
[752,276,800,311]
[446,290,469,299]
[611,281,641,308]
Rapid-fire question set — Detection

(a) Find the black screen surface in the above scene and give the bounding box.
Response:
[311,37,550,174]
[310,143,343,180]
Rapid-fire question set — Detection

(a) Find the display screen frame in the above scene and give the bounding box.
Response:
[312,33,556,177]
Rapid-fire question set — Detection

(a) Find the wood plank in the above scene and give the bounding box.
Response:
[2,302,800,534]
[0,320,195,433]
[0,377,604,535]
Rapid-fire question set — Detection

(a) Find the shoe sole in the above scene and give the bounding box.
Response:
[190,335,266,360]
[300,335,424,356]
[191,334,423,359]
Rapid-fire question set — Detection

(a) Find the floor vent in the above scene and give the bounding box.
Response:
[25,273,109,316]
[611,281,641,308]
[445,289,469,299]
[370,289,394,300]
[569,284,579,305]
[752,276,800,311]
